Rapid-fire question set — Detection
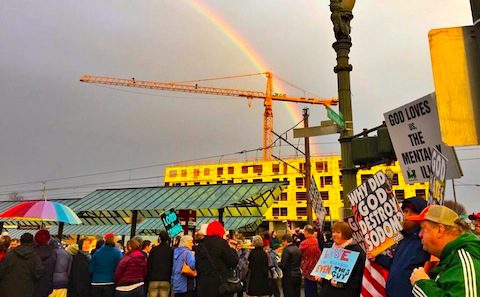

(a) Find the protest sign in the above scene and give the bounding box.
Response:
[384,93,462,184]
[160,208,183,238]
[428,147,447,205]
[310,177,327,231]
[344,216,367,252]
[347,171,404,256]
[311,247,360,283]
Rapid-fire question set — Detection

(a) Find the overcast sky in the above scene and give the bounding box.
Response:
[0,1,478,212]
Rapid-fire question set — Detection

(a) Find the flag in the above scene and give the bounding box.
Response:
[361,259,389,297]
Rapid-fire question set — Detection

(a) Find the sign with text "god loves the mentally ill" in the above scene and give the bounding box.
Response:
[384,93,462,184]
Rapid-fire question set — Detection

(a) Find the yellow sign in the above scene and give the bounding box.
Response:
[429,26,480,146]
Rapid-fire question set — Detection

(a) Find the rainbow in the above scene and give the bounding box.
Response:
[187,2,304,120]
[188,0,331,155]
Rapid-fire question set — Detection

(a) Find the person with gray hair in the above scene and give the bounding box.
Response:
[172,235,196,297]
[246,235,272,297]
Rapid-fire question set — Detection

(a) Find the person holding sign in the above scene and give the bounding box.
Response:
[371,197,430,297]
[316,222,365,297]
[408,205,479,297]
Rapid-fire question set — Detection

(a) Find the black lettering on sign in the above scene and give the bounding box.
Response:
[388,110,405,126]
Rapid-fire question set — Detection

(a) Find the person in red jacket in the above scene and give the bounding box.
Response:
[299,225,321,297]
[114,238,147,297]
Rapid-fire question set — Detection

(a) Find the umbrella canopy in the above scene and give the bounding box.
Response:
[0,200,82,224]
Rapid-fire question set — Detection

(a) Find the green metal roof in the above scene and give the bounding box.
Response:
[71,182,285,220]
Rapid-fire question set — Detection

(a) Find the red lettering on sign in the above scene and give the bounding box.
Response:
[340,250,352,261]
[318,265,331,273]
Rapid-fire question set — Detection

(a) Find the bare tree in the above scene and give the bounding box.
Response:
[8,192,24,201]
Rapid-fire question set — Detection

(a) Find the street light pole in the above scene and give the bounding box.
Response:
[330,0,357,219]
[303,108,313,225]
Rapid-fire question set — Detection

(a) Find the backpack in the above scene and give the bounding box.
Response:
[235,249,250,282]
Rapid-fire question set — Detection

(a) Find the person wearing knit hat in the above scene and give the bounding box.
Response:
[205,220,226,238]
[90,232,123,297]
[33,229,57,297]
[195,220,238,297]
[371,196,430,297]
[409,205,480,297]
[66,244,79,256]
[35,229,51,245]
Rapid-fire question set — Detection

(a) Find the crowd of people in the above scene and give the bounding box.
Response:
[0,198,478,297]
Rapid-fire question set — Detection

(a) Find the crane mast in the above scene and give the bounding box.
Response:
[80,72,337,160]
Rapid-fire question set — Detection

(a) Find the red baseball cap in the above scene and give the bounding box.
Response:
[468,212,480,221]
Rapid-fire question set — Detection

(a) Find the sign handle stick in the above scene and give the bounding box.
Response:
[451,179,457,205]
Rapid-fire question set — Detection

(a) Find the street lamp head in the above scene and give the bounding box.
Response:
[340,0,356,11]
[331,0,355,12]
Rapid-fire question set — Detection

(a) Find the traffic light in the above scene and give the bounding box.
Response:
[352,124,396,167]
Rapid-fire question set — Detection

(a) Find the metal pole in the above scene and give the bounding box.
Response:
[330,1,357,219]
[451,179,458,205]
[218,208,224,225]
[471,0,480,23]
[130,210,138,239]
[303,108,313,225]
[57,222,64,240]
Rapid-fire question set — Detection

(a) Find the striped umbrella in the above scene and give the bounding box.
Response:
[0,200,82,224]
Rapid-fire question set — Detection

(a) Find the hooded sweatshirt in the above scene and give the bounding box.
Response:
[33,243,57,297]
[0,244,44,297]
[413,232,480,297]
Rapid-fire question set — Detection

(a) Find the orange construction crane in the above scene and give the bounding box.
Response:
[80,72,337,160]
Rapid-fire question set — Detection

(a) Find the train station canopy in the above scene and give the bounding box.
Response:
[70,182,286,223]
[0,182,285,236]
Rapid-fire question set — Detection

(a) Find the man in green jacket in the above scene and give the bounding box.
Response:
[408,205,480,297]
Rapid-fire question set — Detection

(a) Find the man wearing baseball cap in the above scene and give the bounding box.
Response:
[372,197,430,297]
[408,205,480,297]
[468,212,480,237]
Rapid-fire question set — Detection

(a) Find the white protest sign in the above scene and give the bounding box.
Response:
[428,147,447,205]
[344,216,367,252]
[310,177,327,231]
[384,93,462,183]
[347,171,404,257]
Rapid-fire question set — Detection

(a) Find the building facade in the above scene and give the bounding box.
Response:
[164,155,428,230]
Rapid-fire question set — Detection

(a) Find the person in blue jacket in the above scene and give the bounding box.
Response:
[89,233,123,297]
[172,235,196,297]
[371,197,430,297]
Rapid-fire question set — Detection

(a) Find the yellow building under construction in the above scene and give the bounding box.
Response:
[164,155,428,230]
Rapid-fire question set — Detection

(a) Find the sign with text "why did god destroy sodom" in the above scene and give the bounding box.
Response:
[347,171,404,257]
[384,93,462,184]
